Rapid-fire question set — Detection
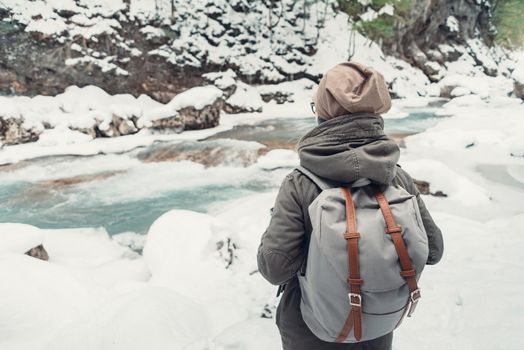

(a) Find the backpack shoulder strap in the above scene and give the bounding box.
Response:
[295,166,335,191]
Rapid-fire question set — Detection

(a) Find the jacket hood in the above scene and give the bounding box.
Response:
[297,113,399,185]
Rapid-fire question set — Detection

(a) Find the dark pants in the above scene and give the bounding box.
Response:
[276,280,393,350]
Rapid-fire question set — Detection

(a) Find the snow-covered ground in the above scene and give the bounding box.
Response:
[1,88,523,349]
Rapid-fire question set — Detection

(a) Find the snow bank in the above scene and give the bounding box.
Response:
[0,253,91,350]
[169,85,223,111]
[42,227,131,267]
[0,223,43,254]
[143,210,236,299]
[225,82,263,113]
[46,287,209,350]
[401,159,491,206]
[138,85,223,126]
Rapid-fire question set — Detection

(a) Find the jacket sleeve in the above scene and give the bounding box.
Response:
[397,167,444,265]
[257,174,306,285]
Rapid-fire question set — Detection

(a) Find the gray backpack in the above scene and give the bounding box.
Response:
[296,166,429,343]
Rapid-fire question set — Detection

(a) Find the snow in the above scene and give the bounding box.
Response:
[513,63,524,83]
[203,70,237,90]
[378,4,394,16]
[0,223,43,254]
[1,89,524,349]
[136,85,223,126]
[168,85,223,111]
[446,16,459,32]
[360,8,378,22]
[1,2,524,349]
[226,82,263,112]
[35,125,94,146]
[46,287,209,350]
[25,18,67,35]
[139,25,164,39]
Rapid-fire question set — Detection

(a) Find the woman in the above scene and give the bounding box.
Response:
[257,61,444,350]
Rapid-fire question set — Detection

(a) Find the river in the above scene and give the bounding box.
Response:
[0,109,443,235]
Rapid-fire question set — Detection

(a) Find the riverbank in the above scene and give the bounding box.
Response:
[1,90,523,349]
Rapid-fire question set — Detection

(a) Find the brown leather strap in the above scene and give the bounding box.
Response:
[375,191,421,318]
[336,188,363,342]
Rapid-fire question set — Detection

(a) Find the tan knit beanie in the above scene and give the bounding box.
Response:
[314,61,392,119]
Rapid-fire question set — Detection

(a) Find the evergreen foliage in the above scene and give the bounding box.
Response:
[492,0,524,48]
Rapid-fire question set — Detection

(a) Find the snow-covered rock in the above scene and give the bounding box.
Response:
[143,210,238,297]
[224,82,263,114]
[512,63,524,100]
[138,85,224,131]
[0,223,43,254]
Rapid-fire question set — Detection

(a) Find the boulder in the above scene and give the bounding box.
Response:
[25,244,49,261]
[0,117,41,145]
[414,179,448,197]
[98,115,138,137]
[178,100,223,130]
[260,91,294,104]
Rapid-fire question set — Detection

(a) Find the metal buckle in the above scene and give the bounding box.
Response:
[410,289,421,303]
[349,293,362,307]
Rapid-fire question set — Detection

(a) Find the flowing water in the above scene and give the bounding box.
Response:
[0,110,443,235]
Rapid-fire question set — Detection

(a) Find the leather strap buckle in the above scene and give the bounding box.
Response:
[386,226,402,234]
[407,289,421,317]
[347,278,363,286]
[400,269,416,278]
[349,293,362,307]
[343,231,360,240]
[410,288,421,303]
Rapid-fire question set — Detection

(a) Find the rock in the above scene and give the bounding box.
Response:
[203,70,238,99]
[388,0,495,81]
[414,179,448,197]
[414,179,430,195]
[98,115,138,137]
[514,81,524,100]
[513,66,524,100]
[260,91,294,104]
[216,237,238,269]
[223,82,263,114]
[0,117,41,145]
[25,244,49,261]
[178,100,223,130]
[136,139,264,167]
[433,190,448,197]
[149,115,185,133]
